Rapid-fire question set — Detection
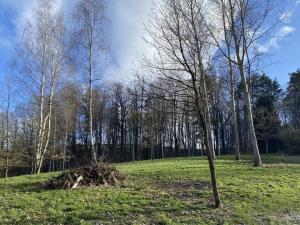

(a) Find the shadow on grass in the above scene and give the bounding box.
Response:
[218,154,300,165]
[0,180,46,193]
[261,155,300,165]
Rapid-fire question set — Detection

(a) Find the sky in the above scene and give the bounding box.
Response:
[0,0,299,88]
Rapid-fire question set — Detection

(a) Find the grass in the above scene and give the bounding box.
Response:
[0,155,300,225]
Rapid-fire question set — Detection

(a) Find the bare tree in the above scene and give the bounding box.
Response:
[59,84,80,170]
[145,0,221,207]
[207,0,281,166]
[17,0,65,173]
[72,0,107,163]
[5,77,13,177]
[218,0,240,160]
[0,75,14,177]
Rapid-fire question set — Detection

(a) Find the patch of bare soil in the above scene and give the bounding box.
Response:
[266,212,300,225]
[154,180,211,190]
[151,180,211,203]
[282,213,300,225]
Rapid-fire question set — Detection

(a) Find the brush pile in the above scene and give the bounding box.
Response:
[46,164,125,189]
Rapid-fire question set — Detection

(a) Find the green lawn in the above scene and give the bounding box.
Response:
[0,155,300,225]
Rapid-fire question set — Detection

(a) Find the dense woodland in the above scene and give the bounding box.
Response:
[0,0,299,207]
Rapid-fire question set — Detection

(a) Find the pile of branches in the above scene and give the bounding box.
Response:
[46,164,125,189]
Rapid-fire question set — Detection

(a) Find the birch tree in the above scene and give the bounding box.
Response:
[17,0,65,173]
[218,0,240,160]
[72,0,107,163]
[0,75,14,177]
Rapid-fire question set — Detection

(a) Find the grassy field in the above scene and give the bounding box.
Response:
[0,155,299,225]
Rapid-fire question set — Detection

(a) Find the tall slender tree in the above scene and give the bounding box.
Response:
[207,0,281,166]
[145,0,221,207]
[17,0,65,173]
[72,0,107,163]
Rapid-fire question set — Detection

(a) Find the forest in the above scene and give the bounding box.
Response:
[0,0,300,221]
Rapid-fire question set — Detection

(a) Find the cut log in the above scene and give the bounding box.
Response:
[71,175,83,189]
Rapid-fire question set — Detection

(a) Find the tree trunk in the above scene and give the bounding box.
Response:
[202,121,221,208]
[37,76,56,174]
[230,69,240,161]
[5,94,10,178]
[121,119,125,161]
[193,74,221,207]
[222,0,240,161]
[243,82,262,166]
[161,133,165,159]
[265,139,269,156]
[89,35,97,164]
[36,72,46,173]
[202,108,220,207]
[229,0,262,167]
[215,125,220,157]
[133,122,138,161]
[63,126,68,171]
[151,146,154,160]
[5,152,9,178]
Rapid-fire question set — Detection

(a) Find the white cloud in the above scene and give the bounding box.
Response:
[105,0,154,82]
[280,26,296,35]
[279,0,300,24]
[279,10,293,22]
[0,0,74,40]
[258,26,295,53]
[0,0,154,82]
[258,0,299,53]
[0,1,33,52]
[105,0,221,82]
[0,0,36,36]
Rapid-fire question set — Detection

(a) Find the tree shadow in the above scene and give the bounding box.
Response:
[0,180,47,193]
[261,155,300,165]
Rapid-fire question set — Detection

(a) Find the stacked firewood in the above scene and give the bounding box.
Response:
[46,164,125,189]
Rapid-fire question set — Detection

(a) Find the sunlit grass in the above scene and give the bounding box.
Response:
[0,155,299,225]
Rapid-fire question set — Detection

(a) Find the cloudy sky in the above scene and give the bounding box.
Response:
[0,0,299,87]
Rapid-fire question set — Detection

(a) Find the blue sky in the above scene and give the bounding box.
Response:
[0,0,299,89]
[263,0,300,87]
[0,0,152,84]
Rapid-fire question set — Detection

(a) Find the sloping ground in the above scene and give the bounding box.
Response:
[0,155,299,225]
